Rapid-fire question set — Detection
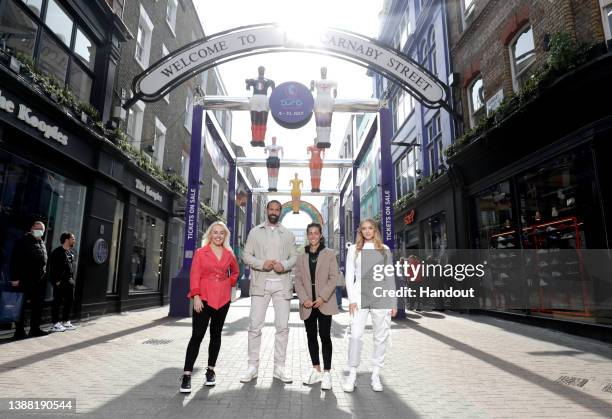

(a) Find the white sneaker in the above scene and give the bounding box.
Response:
[321,371,332,390]
[273,366,292,383]
[239,366,258,383]
[303,369,322,385]
[62,321,76,330]
[51,322,66,332]
[371,374,383,392]
[343,372,356,392]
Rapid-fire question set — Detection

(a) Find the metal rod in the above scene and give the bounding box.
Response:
[251,188,339,197]
[203,96,385,113]
[236,157,353,168]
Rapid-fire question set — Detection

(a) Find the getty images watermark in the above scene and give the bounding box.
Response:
[358,249,612,310]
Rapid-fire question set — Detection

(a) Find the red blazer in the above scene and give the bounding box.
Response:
[188,244,239,309]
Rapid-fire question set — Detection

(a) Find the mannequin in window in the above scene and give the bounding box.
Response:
[307,140,325,193]
[290,173,303,214]
[264,136,283,192]
[310,67,337,149]
[246,66,275,147]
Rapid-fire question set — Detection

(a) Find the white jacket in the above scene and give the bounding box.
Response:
[345,242,391,308]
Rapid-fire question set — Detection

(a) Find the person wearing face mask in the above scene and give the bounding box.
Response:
[180,222,239,393]
[240,200,297,384]
[9,220,49,339]
[48,232,77,333]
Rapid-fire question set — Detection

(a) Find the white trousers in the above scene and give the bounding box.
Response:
[248,280,290,369]
[348,308,392,370]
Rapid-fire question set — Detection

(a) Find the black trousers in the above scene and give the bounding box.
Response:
[15,283,45,334]
[51,282,74,323]
[304,308,332,370]
[183,301,230,372]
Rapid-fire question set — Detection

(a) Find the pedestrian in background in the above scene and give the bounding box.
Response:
[49,232,77,332]
[9,220,49,338]
[180,221,239,393]
[294,222,339,390]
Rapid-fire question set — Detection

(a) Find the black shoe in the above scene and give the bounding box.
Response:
[179,374,191,393]
[29,329,50,337]
[13,330,28,340]
[205,367,216,386]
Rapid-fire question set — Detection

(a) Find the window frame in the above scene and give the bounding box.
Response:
[509,25,536,92]
[165,0,177,36]
[4,0,96,103]
[467,76,485,128]
[153,117,166,169]
[428,27,437,75]
[134,4,154,70]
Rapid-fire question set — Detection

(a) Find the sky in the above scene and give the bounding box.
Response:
[195,0,383,229]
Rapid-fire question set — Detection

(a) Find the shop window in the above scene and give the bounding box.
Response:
[130,209,165,293]
[44,0,73,47]
[468,76,485,127]
[166,0,177,36]
[106,200,124,294]
[424,212,447,254]
[135,4,153,69]
[510,25,536,92]
[0,1,39,58]
[0,151,86,299]
[474,181,515,249]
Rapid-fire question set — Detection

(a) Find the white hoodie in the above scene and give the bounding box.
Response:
[345,242,391,308]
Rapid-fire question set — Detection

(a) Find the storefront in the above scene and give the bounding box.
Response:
[393,173,458,256]
[449,53,612,327]
[0,58,182,323]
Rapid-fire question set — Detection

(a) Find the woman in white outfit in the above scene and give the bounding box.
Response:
[343,219,397,393]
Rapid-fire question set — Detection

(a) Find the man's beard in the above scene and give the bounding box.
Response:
[268,214,279,224]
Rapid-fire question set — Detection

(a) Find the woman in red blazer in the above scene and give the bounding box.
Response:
[180,221,239,393]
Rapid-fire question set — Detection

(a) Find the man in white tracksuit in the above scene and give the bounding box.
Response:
[343,219,397,392]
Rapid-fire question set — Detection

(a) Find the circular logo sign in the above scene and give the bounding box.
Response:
[269,82,314,129]
[93,238,108,264]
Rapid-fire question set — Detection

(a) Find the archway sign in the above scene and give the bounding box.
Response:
[124,23,450,112]
[280,200,323,226]
[151,24,453,318]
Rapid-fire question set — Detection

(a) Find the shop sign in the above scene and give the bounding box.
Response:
[404,209,416,225]
[135,179,163,203]
[92,238,108,264]
[129,24,448,109]
[0,90,68,146]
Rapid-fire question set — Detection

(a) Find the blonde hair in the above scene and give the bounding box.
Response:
[355,218,384,253]
[202,221,233,252]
